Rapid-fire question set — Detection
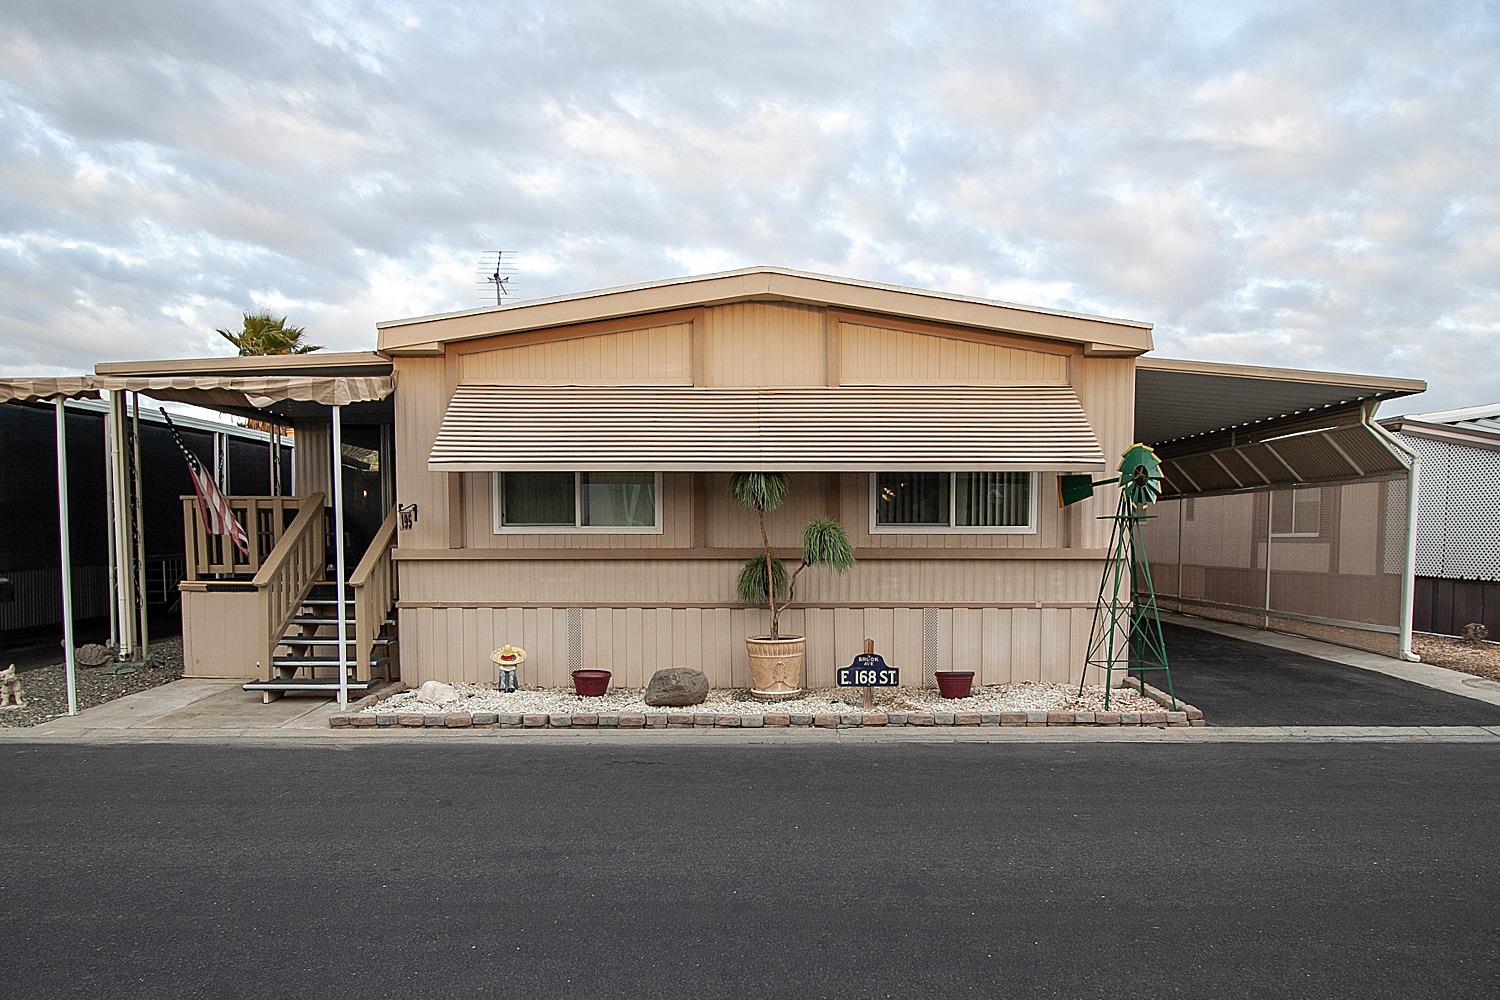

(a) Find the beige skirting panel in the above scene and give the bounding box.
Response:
[397,604,1105,690]
[181,587,263,679]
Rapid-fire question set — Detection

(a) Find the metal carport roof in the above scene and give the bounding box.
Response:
[1135,357,1425,449]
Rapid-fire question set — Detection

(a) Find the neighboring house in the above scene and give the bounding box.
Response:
[1382,404,1500,636]
[0,268,1428,700]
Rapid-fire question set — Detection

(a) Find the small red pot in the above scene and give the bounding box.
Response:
[572,669,612,697]
[935,671,975,699]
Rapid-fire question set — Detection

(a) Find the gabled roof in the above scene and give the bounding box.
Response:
[375,266,1155,355]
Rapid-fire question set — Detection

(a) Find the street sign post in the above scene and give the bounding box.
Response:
[838,638,900,709]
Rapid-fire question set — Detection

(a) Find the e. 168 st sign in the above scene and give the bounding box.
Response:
[837,652,899,687]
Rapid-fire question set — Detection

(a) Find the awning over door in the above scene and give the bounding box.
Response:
[0,373,395,412]
[428,385,1108,472]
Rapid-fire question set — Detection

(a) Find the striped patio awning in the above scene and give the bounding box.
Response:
[428,385,1107,472]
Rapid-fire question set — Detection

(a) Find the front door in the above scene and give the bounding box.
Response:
[338,423,392,562]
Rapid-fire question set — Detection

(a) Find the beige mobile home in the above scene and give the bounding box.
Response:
[379,268,1151,692]
[0,267,1427,704]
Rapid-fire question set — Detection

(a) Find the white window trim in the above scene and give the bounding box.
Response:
[867,472,1038,535]
[1269,487,1321,539]
[492,472,664,535]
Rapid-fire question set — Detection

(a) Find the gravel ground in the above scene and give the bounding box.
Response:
[366,680,1161,716]
[0,638,184,728]
[1414,633,1500,683]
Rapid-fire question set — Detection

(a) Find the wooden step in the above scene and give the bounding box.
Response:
[290,615,395,628]
[279,635,397,648]
[242,677,377,693]
[271,655,391,669]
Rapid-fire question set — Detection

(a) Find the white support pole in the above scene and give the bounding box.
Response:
[107,390,137,659]
[1366,407,1422,662]
[1263,491,1274,630]
[1399,455,1421,661]
[55,399,78,716]
[332,404,349,710]
[102,400,119,650]
[131,392,149,659]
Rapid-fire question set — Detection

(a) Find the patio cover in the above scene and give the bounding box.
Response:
[0,374,395,409]
[429,385,1108,472]
[1134,358,1425,498]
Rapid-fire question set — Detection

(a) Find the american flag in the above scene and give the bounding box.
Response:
[159,407,249,558]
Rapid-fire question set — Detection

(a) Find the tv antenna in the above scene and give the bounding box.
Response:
[476,251,517,305]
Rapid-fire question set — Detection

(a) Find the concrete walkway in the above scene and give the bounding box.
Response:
[13,679,340,738]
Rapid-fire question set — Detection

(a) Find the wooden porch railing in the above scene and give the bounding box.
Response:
[349,506,399,682]
[182,495,303,579]
[251,492,326,678]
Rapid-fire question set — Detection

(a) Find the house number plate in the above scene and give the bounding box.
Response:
[837,653,900,687]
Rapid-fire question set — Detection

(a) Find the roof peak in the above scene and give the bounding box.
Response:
[378,266,1152,331]
[376,266,1154,354]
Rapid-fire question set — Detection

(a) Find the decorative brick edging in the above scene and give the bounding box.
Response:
[329,691,1206,730]
[1119,676,1207,727]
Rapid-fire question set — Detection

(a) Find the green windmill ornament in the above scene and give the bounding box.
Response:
[1058,444,1176,711]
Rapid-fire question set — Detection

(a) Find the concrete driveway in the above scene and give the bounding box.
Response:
[1158,621,1500,727]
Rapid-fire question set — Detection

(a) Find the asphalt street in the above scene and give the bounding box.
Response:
[4,743,1497,999]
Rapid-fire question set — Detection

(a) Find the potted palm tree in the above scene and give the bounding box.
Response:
[731,473,855,701]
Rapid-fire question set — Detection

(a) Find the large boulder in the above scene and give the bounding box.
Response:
[643,667,710,707]
[75,643,114,668]
[415,679,459,705]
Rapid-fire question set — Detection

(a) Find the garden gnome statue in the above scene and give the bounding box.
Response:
[490,644,526,692]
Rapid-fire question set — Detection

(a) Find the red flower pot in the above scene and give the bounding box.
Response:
[572,669,612,697]
[935,671,975,699]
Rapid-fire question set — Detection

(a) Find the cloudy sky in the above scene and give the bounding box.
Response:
[2,0,1496,413]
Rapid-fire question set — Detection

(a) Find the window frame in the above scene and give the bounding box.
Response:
[491,471,664,535]
[1269,486,1321,539]
[868,472,1038,535]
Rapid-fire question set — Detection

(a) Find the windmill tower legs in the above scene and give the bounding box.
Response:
[1081,492,1176,710]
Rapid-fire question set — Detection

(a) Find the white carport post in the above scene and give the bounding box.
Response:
[331,403,349,710]
[54,399,78,716]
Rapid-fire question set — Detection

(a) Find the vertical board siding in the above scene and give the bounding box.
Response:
[457,323,693,384]
[398,557,1101,606]
[838,322,1069,385]
[292,421,330,498]
[393,356,452,549]
[702,472,834,547]
[700,302,826,386]
[396,602,1096,690]
[1068,355,1136,549]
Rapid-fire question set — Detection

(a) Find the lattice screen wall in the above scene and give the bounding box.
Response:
[1404,435,1500,581]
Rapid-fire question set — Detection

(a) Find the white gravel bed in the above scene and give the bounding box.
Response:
[365,681,1160,716]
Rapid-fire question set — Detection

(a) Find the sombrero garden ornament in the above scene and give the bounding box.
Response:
[490,644,527,692]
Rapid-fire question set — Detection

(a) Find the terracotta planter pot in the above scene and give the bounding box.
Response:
[572,669,612,697]
[745,636,806,701]
[935,670,975,699]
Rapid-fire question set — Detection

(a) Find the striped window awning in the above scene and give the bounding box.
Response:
[428,385,1107,472]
